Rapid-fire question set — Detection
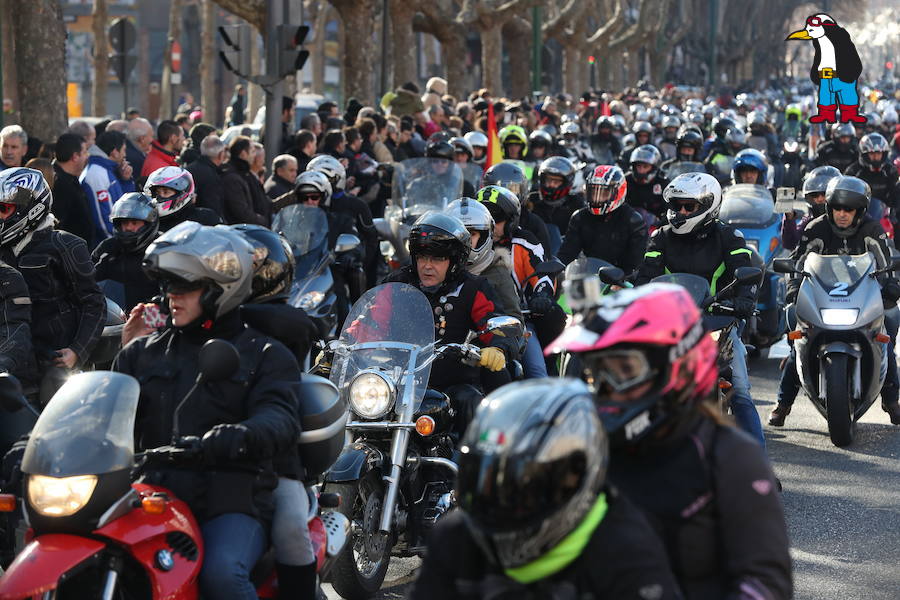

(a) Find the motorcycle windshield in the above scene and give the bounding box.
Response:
[273,204,329,278]
[21,372,139,477]
[665,161,706,178]
[392,158,464,220]
[804,252,875,295]
[332,283,435,414]
[650,272,711,307]
[720,184,776,227]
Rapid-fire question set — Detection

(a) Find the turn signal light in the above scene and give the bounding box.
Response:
[769,237,779,254]
[141,496,167,515]
[718,379,733,390]
[787,330,804,340]
[0,494,16,512]
[415,415,436,436]
[875,333,891,343]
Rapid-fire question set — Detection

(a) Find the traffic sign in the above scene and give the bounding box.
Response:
[109,18,137,54]
[172,41,182,73]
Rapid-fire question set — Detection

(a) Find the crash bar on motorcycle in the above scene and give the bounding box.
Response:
[415,456,458,476]
[346,421,418,430]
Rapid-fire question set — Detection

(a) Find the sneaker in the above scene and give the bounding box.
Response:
[768,403,791,427]
[882,401,900,425]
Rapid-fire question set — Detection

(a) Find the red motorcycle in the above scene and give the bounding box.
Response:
[0,348,348,599]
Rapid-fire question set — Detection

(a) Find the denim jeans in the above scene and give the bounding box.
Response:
[272,477,315,566]
[729,327,766,448]
[818,77,859,106]
[523,322,549,378]
[200,513,267,600]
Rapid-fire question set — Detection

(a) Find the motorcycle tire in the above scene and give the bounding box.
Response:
[824,353,854,447]
[327,472,393,599]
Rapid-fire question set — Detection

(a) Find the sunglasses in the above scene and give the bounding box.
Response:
[831,206,856,214]
[299,193,322,204]
[673,200,700,213]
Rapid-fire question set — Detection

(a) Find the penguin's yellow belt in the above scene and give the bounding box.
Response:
[819,68,835,79]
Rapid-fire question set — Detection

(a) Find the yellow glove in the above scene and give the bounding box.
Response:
[479,347,507,372]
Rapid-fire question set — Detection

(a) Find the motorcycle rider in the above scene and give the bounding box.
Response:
[656,114,681,160]
[557,165,648,277]
[409,378,683,600]
[625,145,669,223]
[705,127,748,181]
[144,166,220,231]
[304,154,379,287]
[527,129,555,165]
[113,222,301,600]
[482,162,551,254]
[384,212,517,432]
[815,123,859,173]
[770,176,900,426]
[590,115,622,166]
[549,283,792,599]
[617,121,654,169]
[92,192,160,311]
[729,148,771,190]
[407,139,475,199]
[477,184,557,379]
[660,127,704,174]
[558,121,595,164]
[700,116,737,160]
[499,124,529,161]
[635,172,766,447]
[781,165,841,250]
[526,156,585,256]
[0,260,35,385]
[232,224,319,600]
[843,132,900,227]
[0,168,106,400]
[464,131,488,166]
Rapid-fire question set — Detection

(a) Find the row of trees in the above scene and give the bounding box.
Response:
[1,0,867,143]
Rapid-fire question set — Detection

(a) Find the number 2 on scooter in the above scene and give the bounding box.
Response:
[829,282,849,296]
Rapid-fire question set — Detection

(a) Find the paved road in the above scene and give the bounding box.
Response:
[325,342,900,599]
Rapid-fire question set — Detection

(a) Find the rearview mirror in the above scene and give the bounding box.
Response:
[734,266,762,284]
[198,339,240,383]
[597,265,625,286]
[535,259,565,278]
[335,233,361,254]
[772,258,797,275]
[486,315,525,339]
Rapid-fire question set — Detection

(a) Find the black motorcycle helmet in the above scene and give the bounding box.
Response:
[825,175,871,238]
[476,185,521,240]
[482,162,529,204]
[712,116,737,138]
[408,212,471,283]
[537,156,576,207]
[110,192,159,253]
[231,224,295,303]
[801,165,841,218]
[831,122,855,152]
[675,129,703,161]
[425,140,455,162]
[528,130,554,158]
[858,132,890,171]
[457,378,608,570]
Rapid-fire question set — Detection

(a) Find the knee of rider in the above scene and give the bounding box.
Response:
[200,548,251,591]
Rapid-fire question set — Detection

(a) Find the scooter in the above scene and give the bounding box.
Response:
[0,340,349,599]
[774,251,899,446]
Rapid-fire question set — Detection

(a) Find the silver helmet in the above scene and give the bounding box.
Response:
[306,155,346,193]
[445,198,495,275]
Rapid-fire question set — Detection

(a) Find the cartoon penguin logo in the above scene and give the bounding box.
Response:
[787,13,865,124]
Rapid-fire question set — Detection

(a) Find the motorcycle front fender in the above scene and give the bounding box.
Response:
[323,442,385,483]
[0,534,105,599]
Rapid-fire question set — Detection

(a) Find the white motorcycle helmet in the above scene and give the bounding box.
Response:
[306,155,347,193]
[445,197,495,275]
[664,172,722,235]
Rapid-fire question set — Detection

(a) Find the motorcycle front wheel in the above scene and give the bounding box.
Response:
[328,472,393,599]
[824,353,854,447]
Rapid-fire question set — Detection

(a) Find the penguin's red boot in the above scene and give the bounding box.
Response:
[839,104,867,123]
[809,104,837,123]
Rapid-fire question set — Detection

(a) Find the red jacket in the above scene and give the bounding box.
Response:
[140,141,179,179]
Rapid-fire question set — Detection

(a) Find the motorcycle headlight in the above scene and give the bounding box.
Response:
[296,291,325,310]
[820,308,858,326]
[27,474,98,517]
[349,370,395,419]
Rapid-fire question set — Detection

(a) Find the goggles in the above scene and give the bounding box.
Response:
[806,16,834,27]
[586,348,657,394]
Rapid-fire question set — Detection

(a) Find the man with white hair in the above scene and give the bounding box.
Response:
[126,117,153,187]
[264,154,298,200]
[0,125,28,168]
[186,134,227,217]
[67,120,100,157]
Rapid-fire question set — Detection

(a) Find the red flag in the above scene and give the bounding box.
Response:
[485,103,503,172]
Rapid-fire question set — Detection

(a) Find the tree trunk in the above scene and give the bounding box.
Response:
[390,0,417,88]
[562,43,580,96]
[311,2,328,94]
[437,30,467,99]
[479,22,503,95]
[504,18,530,98]
[329,0,377,105]
[159,0,183,120]
[199,0,217,126]
[248,32,263,122]
[14,0,67,141]
[91,0,108,116]
[2,0,19,122]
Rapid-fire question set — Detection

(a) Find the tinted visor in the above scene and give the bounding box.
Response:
[160,277,206,295]
[583,348,657,394]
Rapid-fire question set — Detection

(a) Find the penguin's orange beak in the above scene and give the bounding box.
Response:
[786,29,812,40]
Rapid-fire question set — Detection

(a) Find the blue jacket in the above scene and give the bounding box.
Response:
[80,154,135,243]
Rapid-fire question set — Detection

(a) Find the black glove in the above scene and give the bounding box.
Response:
[733,296,757,318]
[201,423,251,462]
[882,280,900,304]
[528,295,555,316]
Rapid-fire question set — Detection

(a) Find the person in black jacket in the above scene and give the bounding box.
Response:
[482,162,552,255]
[771,176,900,426]
[815,122,858,173]
[410,379,683,600]
[178,122,217,167]
[557,165,648,276]
[636,172,764,448]
[843,132,900,226]
[264,154,298,200]
[144,166,220,232]
[114,222,299,600]
[92,192,160,312]
[51,133,96,248]
[553,284,792,600]
[0,168,106,401]
[185,134,227,218]
[625,144,669,223]
[0,261,36,385]
[220,136,269,226]
[527,156,585,256]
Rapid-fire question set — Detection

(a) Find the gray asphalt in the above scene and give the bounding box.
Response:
[325,343,900,600]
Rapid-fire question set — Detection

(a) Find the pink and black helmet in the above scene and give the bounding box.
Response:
[144,166,196,217]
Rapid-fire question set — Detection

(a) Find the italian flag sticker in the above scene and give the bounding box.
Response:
[480,429,506,446]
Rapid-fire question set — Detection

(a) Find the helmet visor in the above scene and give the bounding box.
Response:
[587,184,617,208]
[583,348,657,394]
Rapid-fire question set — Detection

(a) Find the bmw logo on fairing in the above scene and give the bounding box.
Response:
[156,549,175,571]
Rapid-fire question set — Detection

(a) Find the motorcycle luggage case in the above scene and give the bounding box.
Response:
[298,374,348,478]
[88,297,127,367]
